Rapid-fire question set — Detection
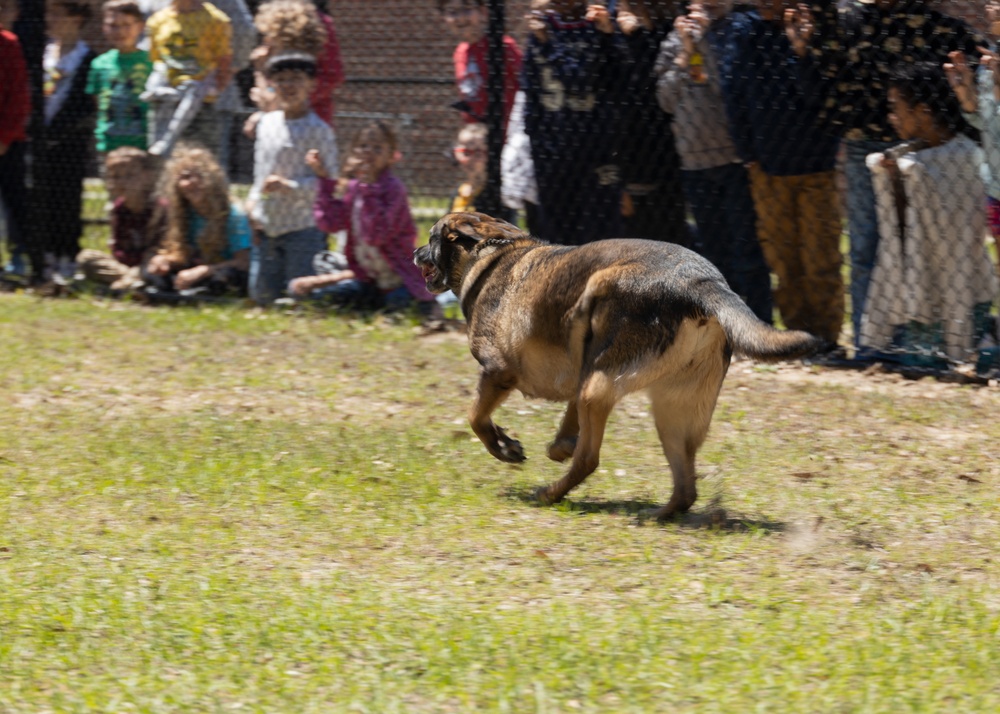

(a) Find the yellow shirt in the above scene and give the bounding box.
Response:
[147,2,231,86]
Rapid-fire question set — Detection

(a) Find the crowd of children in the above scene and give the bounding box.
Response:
[1,0,1000,371]
[0,0,442,318]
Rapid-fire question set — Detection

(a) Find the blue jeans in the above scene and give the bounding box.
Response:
[682,163,773,323]
[844,138,895,344]
[251,226,327,304]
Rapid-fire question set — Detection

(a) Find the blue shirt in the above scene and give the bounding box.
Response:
[188,203,252,260]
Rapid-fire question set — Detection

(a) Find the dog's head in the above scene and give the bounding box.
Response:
[413,212,525,294]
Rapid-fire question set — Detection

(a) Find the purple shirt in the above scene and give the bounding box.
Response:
[313,171,433,301]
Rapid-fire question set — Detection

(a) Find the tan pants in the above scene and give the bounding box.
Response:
[749,167,845,343]
[76,249,139,286]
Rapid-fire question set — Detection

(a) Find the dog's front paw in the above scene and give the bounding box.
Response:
[489,427,526,464]
[546,436,577,463]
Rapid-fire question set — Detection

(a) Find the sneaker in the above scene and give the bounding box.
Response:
[802,341,850,367]
[4,252,27,276]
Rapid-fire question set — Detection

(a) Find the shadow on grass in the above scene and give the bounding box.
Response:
[501,486,786,533]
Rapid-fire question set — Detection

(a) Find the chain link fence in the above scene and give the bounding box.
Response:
[0,0,997,374]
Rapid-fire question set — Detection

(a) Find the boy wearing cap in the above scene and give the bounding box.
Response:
[246,52,338,304]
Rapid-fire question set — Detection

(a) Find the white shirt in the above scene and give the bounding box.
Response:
[248,110,338,237]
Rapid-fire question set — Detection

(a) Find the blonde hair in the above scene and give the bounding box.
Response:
[156,145,231,266]
[254,0,327,57]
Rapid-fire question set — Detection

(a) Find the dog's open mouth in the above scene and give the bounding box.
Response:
[420,263,437,283]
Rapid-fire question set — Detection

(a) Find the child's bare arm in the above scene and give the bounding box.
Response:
[945,50,978,113]
[288,271,355,296]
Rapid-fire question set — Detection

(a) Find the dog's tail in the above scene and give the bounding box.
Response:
[703,284,824,362]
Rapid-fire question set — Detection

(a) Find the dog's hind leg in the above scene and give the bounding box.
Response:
[470,370,526,463]
[536,373,615,505]
[644,368,726,521]
[547,400,579,463]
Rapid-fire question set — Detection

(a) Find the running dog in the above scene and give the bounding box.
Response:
[414,212,820,520]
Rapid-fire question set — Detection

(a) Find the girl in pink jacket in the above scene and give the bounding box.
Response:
[294,121,437,314]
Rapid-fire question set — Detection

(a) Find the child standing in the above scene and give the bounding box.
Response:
[290,122,437,317]
[724,0,843,347]
[33,0,96,282]
[86,0,152,158]
[614,0,688,246]
[655,0,773,323]
[246,52,337,304]
[860,62,998,365]
[143,144,251,294]
[438,0,522,129]
[521,0,624,246]
[945,0,1000,243]
[77,147,162,289]
[0,1,30,276]
[244,0,342,137]
[144,0,232,156]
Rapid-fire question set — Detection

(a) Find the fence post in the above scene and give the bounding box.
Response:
[479,0,505,217]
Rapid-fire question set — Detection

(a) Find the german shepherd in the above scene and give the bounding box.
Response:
[414,213,821,520]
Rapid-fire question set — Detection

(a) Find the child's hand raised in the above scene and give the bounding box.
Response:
[783,3,814,58]
[980,47,1000,102]
[586,4,614,34]
[306,149,329,178]
[944,50,978,111]
[527,9,548,43]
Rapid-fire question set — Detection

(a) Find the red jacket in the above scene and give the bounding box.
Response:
[453,34,522,130]
[311,13,345,125]
[0,28,30,146]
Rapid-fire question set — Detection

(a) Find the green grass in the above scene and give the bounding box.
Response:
[1,297,1000,712]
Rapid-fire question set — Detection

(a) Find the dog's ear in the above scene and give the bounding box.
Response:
[442,213,485,245]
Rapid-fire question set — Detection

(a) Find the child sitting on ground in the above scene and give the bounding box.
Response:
[860,61,999,366]
[289,121,439,317]
[245,51,337,304]
[143,0,232,157]
[143,144,252,296]
[85,0,152,158]
[77,147,162,289]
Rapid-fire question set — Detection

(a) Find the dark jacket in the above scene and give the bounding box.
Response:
[521,13,625,163]
[803,0,982,142]
[616,17,681,185]
[723,9,839,176]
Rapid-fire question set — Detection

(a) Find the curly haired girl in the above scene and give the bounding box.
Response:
[243,0,343,135]
[144,144,253,295]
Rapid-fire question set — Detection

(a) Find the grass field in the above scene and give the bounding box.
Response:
[1,294,1000,712]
